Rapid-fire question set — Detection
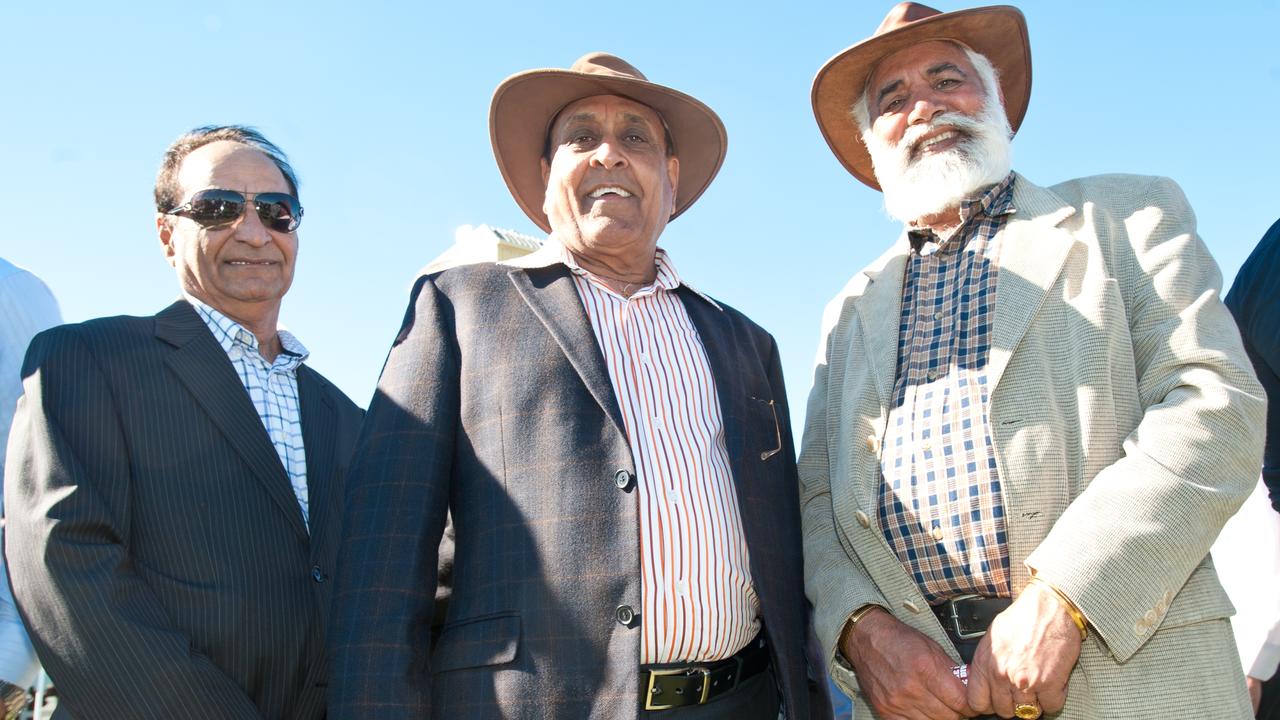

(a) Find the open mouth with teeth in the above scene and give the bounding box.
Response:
[587,186,634,199]
[910,128,969,160]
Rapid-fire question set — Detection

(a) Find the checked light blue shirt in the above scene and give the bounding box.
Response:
[187,296,311,531]
[878,174,1016,603]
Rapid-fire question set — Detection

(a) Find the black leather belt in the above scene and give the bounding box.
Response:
[932,594,1012,642]
[641,634,770,711]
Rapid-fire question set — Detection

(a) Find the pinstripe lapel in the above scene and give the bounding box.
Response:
[987,176,1079,394]
[507,265,627,439]
[297,365,335,542]
[155,301,309,540]
[854,241,910,411]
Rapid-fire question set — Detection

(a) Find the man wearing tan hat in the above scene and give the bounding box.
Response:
[800,3,1264,719]
[329,53,830,719]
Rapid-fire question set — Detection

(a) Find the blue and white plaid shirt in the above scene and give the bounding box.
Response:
[188,297,311,531]
[878,174,1016,602]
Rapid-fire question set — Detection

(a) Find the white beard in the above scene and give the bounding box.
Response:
[864,99,1014,225]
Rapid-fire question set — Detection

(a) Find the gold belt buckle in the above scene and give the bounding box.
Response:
[644,666,711,710]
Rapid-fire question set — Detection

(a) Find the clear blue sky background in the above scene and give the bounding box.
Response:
[3,1,1278,436]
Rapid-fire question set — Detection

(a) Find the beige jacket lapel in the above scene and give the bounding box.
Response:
[987,174,1079,394]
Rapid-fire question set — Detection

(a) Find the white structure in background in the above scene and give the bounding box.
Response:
[421,224,542,275]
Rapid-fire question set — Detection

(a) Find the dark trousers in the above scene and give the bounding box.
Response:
[639,665,780,720]
[1258,672,1280,720]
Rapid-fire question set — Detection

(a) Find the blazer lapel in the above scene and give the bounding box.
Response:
[854,239,911,411]
[156,301,309,540]
[987,175,1079,393]
[297,366,336,543]
[507,265,627,439]
[678,289,749,487]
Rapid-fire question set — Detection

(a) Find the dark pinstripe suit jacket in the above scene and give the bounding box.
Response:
[3,300,363,720]
[329,261,828,719]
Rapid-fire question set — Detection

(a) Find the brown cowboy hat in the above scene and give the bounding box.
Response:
[811,3,1031,190]
[490,52,727,233]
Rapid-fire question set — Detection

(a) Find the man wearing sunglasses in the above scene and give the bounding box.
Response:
[4,125,363,720]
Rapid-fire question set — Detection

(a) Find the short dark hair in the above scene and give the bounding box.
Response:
[154,125,299,212]
[541,101,677,162]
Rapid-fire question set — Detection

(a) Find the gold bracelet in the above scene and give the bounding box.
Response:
[1028,576,1088,641]
[848,603,882,626]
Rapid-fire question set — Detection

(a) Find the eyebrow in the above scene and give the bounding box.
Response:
[874,79,903,108]
[926,62,966,77]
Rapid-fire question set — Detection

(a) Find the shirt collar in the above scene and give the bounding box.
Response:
[184,294,309,368]
[907,172,1017,254]
[502,234,722,311]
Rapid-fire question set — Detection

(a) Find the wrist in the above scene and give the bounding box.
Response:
[1027,575,1088,641]
[839,603,888,662]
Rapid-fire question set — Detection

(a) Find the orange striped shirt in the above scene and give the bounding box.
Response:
[551,240,761,664]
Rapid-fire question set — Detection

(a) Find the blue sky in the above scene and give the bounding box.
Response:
[3,1,1278,434]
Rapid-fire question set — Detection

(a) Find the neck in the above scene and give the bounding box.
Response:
[566,246,658,298]
[195,294,284,362]
[912,205,963,236]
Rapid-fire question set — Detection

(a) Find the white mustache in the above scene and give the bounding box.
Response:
[898,112,986,161]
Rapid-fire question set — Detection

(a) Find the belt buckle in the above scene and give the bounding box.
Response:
[946,594,987,640]
[644,666,711,711]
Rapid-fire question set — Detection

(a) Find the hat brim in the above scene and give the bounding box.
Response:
[812,5,1030,190]
[490,69,727,234]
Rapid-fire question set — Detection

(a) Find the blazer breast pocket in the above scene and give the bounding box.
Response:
[748,395,782,461]
[432,611,521,673]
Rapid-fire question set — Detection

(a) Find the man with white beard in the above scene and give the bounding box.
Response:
[800,4,1265,720]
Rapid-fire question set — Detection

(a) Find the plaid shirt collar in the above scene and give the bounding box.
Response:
[907,172,1017,255]
[184,294,308,371]
[507,234,722,311]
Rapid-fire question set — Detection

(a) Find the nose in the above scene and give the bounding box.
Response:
[589,139,627,169]
[230,202,272,247]
[907,95,946,126]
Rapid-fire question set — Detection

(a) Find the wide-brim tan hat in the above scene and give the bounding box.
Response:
[812,3,1031,190]
[490,52,727,233]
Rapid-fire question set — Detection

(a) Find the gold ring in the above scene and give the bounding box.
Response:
[1014,703,1043,719]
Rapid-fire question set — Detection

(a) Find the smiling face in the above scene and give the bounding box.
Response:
[540,94,679,266]
[157,140,298,327]
[860,41,1014,225]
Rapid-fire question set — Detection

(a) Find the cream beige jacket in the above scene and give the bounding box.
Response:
[800,173,1265,718]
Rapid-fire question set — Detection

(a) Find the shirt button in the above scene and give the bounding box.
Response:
[931,524,945,542]
[933,311,944,321]
[615,605,637,627]
[614,469,634,492]
[854,510,871,528]
[311,565,324,583]
[926,370,939,382]
[666,489,680,505]
[676,580,688,596]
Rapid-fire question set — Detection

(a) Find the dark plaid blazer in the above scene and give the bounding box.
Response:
[329,260,829,719]
[4,300,363,719]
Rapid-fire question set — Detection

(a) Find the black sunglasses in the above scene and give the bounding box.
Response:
[166,189,303,233]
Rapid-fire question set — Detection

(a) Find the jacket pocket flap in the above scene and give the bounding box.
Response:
[433,612,521,673]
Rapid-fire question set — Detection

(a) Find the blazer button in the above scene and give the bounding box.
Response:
[902,600,922,614]
[615,604,638,627]
[865,435,879,454]
[614,469,635,492]
[854,510,871,528]
[311,565,325,583]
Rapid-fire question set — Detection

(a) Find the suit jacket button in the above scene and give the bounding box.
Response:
[615,469,635,491]
[311,565,325,583]
[616,604,637,627]
[865,435,879,453]
[854,511,871,528]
